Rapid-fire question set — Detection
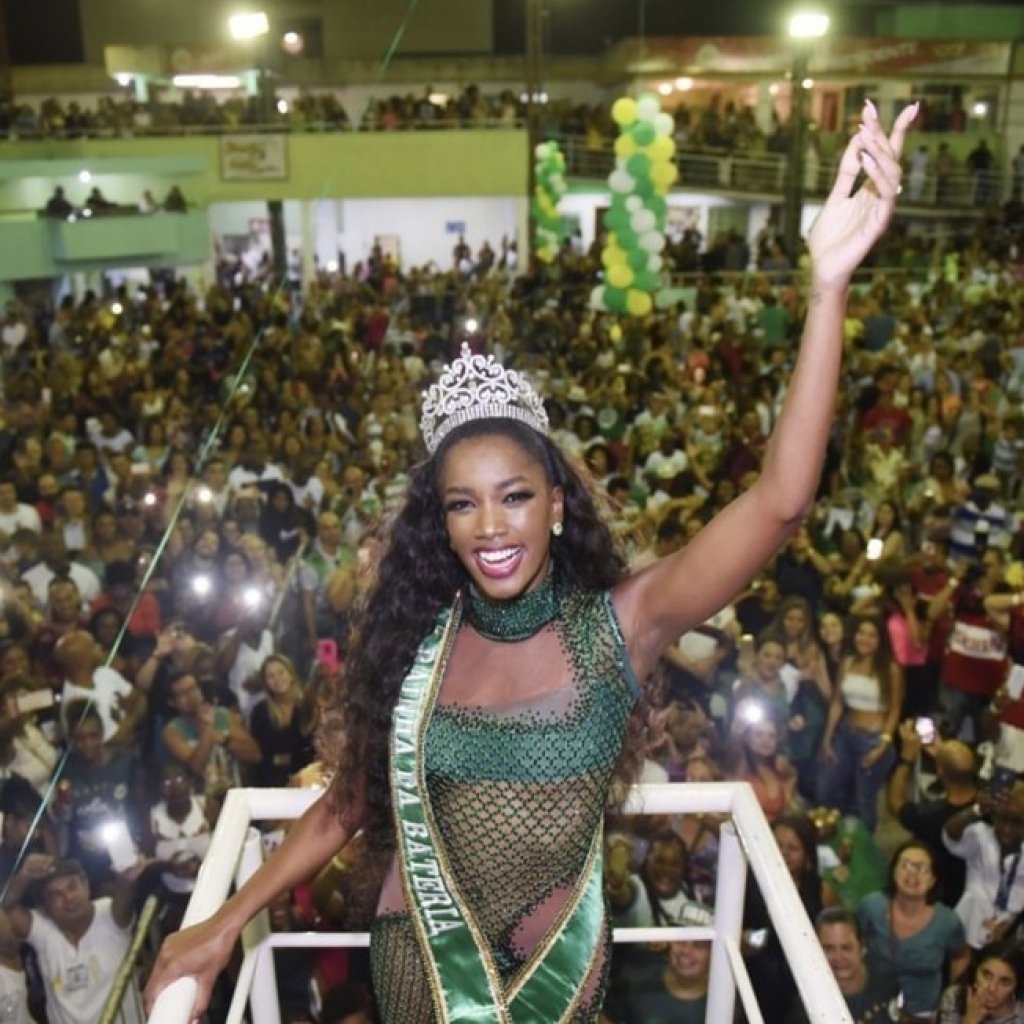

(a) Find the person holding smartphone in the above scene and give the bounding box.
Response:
[887,721,979,907]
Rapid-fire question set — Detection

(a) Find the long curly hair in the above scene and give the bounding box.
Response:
[316,417,656,853]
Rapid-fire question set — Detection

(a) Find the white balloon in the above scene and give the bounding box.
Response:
[630,210,656,233]
[626,196,643,213]
[534,142,550,158]
[590,285,608,310]
[654,112,675,137]
[551,174,566,194]
[637,95,660,123]
[639,231,666,253]
[647,254,664,273]
[609,170,636,193]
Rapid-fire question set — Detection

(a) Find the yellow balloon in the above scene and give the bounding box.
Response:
[651,161,678,191]
[608,264,634,289]
[537,248,555,263]
[611,97,638,127]
[649,135,675,162]
[608,324,623,342]
[601,247,619,268]
[614,134,638,159]
[627,290,653,316]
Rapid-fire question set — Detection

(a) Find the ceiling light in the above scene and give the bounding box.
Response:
[788,11,830,39]
[228,11,269,40]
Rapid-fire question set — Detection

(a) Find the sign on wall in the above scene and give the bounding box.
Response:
[219,135,289,181]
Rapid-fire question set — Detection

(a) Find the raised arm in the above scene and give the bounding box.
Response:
[1,852,61,940]
[615,100,917,679]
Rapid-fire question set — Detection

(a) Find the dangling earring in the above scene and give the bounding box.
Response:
[552,521,563,537]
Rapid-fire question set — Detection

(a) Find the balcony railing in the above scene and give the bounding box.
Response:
[147,782,852,1024]
[552,133,1009,208]
[0,121,1005,209]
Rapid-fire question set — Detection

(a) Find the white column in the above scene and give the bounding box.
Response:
[300,199,316,289]
[1003,76,1024,193]
[755,81,777,135]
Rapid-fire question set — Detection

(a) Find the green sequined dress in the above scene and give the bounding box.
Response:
[370,588,640,1023]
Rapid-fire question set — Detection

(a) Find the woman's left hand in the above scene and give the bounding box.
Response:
[860,744,886,769]
[808,99,918,290]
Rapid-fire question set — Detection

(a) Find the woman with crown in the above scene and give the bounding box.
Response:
[146,100,918,1024]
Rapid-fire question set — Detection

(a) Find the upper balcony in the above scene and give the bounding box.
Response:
[0,115,1005,284]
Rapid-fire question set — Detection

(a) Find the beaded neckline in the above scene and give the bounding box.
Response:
[464,570,561,642]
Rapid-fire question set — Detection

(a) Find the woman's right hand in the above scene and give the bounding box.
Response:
[963,981,988,1024]
[821,738,836,763]
[144,911,240,1021]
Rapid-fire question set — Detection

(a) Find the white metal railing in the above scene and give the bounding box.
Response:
[147,782,851,1024]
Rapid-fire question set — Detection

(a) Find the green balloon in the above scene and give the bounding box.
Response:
[633,122,656,146]
[626,153,652,177]
[604,206,628,231]
[634,177,655,198]
[617,227,639,250]
[627,249,648,271]
[604,286,628,313]
[648,195,667,219]
[635,270,658,291]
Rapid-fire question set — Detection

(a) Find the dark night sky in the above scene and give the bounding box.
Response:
[4,0,83,64]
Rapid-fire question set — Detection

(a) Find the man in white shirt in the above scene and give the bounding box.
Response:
[226,439,284,495]
[20,532,100,611]
[55,631,144,746]
[86,411,135,457]
[0,856,138,1024]
[0,476,41,539]
[0,305,29,364]
[943,786,1024,948]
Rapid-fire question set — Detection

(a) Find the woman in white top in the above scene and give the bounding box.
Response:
[818,615,904,831]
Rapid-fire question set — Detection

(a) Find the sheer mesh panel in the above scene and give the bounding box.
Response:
[368,590,635,1023]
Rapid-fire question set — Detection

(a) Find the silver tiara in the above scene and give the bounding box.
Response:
[420,343,549,455]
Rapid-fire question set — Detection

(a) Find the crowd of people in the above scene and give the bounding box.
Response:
[0,136,1022,1021]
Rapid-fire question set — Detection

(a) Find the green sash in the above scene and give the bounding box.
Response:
[389,600,606,1023]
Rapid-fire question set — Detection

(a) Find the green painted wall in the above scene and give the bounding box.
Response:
[0,211,210,281]
[0,130,529,208]
[889,7,1024,40]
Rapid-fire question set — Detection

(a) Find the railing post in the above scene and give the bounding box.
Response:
[237,827,281,1024]
[706,820,746,1024]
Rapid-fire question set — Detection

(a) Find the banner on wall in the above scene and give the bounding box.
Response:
[219,135,289,181]
[618,37,1012,78]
